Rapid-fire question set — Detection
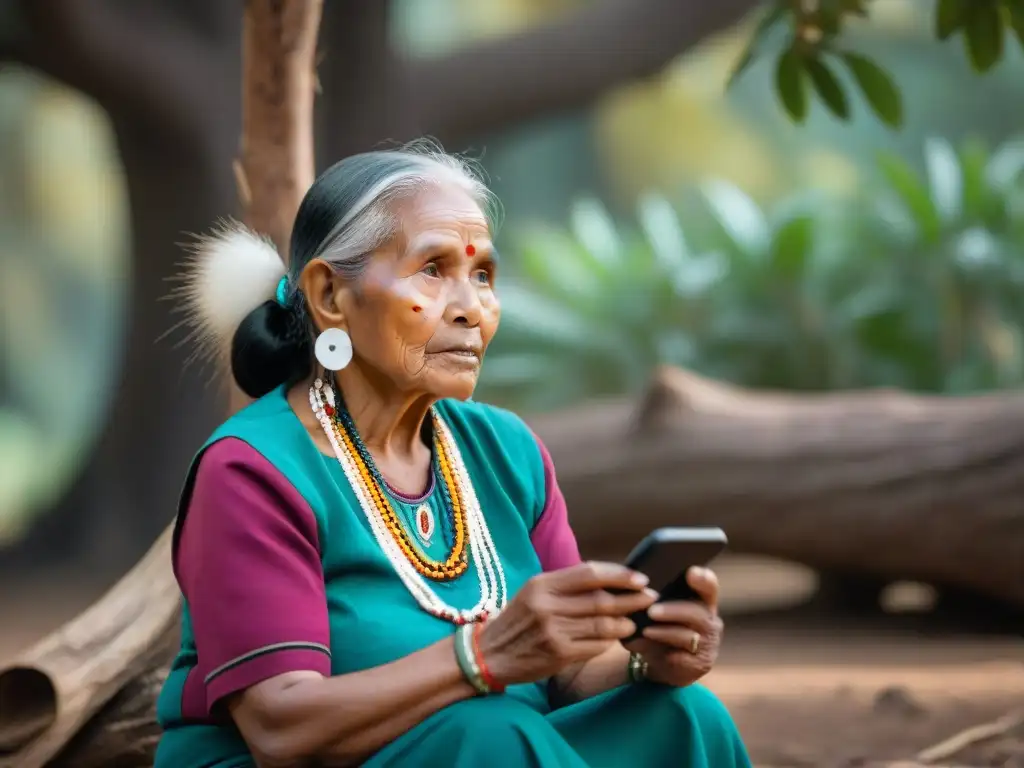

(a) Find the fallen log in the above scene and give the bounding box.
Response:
[536,366,1024,609]
[3,368,1024,766]
[0,528,178,768]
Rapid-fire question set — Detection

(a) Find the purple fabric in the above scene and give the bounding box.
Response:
[174,438,331,716]
[530,434,583,572]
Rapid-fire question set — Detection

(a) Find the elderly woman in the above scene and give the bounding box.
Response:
[154,146,751,768]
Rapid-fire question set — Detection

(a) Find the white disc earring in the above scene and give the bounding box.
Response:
[314,327,353,371]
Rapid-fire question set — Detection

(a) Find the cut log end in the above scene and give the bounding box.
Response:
[0,667,57,753]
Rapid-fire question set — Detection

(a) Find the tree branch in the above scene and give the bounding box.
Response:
[13,0,233,143]
[404,0,762,148]
[240,0,322,253]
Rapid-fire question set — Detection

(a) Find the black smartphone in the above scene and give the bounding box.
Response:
[616,527,727,643]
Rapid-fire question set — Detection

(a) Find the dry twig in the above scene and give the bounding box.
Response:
[914,710,1023,764]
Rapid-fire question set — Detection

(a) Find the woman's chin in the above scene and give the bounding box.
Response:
[430,371,480,402]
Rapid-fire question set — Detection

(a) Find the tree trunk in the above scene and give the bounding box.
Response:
[3,366,1024,766]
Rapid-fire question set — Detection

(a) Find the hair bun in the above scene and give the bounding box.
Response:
[231,300,312,398]
[174,220,287,368]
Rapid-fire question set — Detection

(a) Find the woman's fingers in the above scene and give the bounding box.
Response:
[555,589,658,641]
[685,566,720,613]
[573,614,637,641]
[647,600,718,635]
[548,561,649,595]
[641,624,704,652]
[557,588,659,618]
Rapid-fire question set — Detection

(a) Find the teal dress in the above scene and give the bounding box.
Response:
[155,387,751,767]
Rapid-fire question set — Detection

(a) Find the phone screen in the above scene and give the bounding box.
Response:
[626,536,727,593]
[618,527,727,642]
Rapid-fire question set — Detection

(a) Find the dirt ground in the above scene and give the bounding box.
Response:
[1,555,1021,767]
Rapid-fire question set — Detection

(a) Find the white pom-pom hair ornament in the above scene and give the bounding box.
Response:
[168,219,287,368]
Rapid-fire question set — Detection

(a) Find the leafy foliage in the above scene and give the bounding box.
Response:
[733,0,1024,128]
[479,136,1024,411]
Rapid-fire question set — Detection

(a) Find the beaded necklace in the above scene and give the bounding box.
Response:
[333,401,460,568]
[310,379,507,624]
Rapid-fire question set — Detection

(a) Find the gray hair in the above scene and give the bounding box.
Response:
[286,140,500,292]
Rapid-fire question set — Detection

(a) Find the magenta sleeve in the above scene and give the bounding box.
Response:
[174,437,332,716]
[529,434,583,572]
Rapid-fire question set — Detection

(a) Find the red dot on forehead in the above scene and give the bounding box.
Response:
[465,243,476,256]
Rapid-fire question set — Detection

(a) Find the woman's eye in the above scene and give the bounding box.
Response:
[474,269,491,285]
[421,263,440,278]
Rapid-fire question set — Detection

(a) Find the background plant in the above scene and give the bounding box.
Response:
[735,0,1024,128]
[480,135,1024,411]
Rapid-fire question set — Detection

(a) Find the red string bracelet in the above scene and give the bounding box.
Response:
[471,621,505,694]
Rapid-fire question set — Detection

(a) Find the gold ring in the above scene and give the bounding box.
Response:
[689,633,701,655]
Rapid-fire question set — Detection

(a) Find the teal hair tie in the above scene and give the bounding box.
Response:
[275,276,289,306]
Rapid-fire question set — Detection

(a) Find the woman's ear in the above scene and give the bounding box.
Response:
[299,259,348,332]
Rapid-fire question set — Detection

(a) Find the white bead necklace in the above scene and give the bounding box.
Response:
[309,381,506,624]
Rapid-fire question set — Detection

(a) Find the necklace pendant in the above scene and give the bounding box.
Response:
[414,504,435,546]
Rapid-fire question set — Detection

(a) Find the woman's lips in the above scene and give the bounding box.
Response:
[429,347,481,366]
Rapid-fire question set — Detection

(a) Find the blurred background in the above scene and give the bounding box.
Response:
[1,1,1023,764]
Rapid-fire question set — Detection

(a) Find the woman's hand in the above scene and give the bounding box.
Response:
[625,566,723,688]
[477,561,659,686]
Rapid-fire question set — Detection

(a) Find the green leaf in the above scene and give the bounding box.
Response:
[636,192,689,271]
[963,2,1004,73]
[877,153,942,242]
[727,46,757,89]
[671,252,728,298]
[1010,4,1024,48]
[986,137,1024,191]
[936,0,970,40]
[819,6,843,37]
[924,137,962,222]
[838,0,870,16]
[515,225,601,299]
[495,282,614,353]
[569,197,621,267]
[775,48,808,123]
[805,57,850,120]
[958,138,997,220]
[840,52,903,128]
[727,6,787,88]
[700,180,770,256]
[771,215,815,276]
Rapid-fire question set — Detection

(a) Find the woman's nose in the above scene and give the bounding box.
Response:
[446,279,483,326]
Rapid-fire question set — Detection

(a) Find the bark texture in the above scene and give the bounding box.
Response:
[239,0,320,252]
[3,369,1024,766]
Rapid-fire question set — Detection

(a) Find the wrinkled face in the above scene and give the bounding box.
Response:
[301,183,500,401]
